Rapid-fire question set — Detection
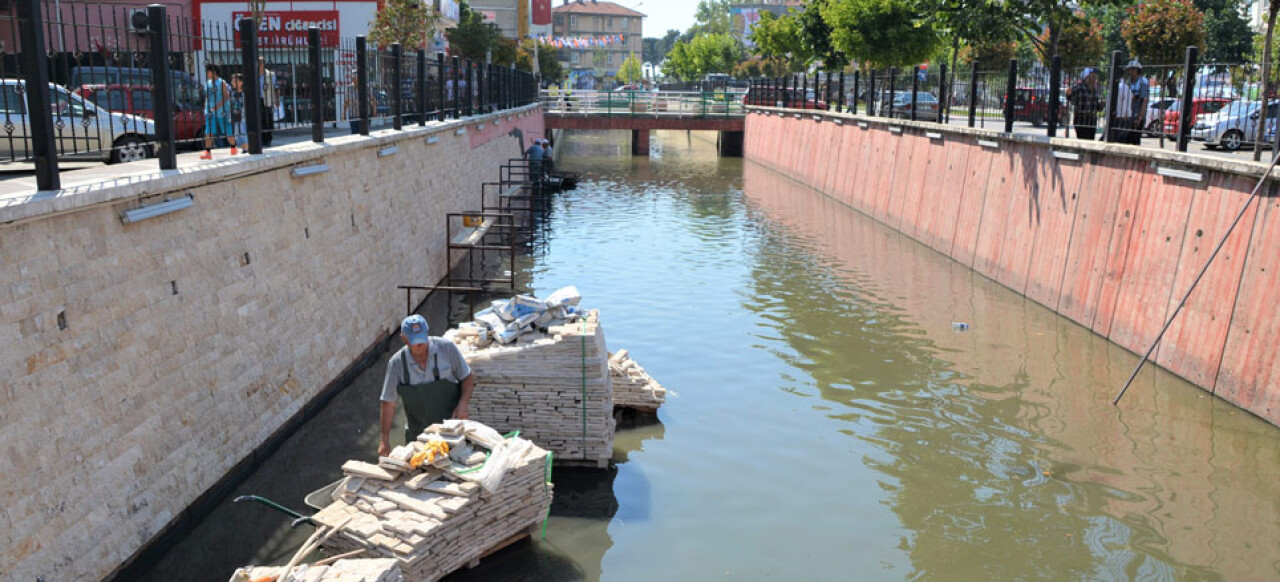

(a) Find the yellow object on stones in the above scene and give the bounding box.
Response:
[410,440,450,469]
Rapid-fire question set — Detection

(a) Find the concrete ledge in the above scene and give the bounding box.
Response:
[0,104,541,226]
[748,105,1280,183]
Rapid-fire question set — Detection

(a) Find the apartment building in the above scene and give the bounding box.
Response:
[552,0,644,78]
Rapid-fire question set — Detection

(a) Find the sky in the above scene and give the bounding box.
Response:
[608,0,695,39]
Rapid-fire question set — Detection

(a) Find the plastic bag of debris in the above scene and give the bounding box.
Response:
[474,311,505,331]
[545,286,582,308]
[478,436,535,493]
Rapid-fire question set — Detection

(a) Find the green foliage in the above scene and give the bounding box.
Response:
[958,39,1018,67]
[643,30,683,64]
[664,33,746,80]
[370,0,437,49]
[1041,12,1107,68]
[799,0,848,69]
[1202,0,1254,63]
[685,0,735,38]
[446,1,501,62]
[996,0,1126,62]
[618,53,644,83]
[592,49,609,76]
[820,0,939,69]
[535,43,565,82]
[1121,0,1207,65]
[750,11,808,62]
[733,57,797,77]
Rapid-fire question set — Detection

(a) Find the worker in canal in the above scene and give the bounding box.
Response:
[379,315,475,456]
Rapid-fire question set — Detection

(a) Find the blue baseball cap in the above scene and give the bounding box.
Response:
[1081,68,1096,80]
[401,315,430,345]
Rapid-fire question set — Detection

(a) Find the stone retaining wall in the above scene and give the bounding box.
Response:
[0,107,545,581]
[745,107,1280,427]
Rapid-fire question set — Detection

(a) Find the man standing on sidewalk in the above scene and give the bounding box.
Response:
[259,58,278,146]
[1068,69,1103,141]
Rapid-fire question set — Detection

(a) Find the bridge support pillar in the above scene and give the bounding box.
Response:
[631,129,650,156]
[718,131,744,157]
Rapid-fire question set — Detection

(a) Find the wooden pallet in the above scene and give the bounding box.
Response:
[553,456,612,469]
[465,525,538,568]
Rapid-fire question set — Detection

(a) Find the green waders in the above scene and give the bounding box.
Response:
[398,347,462,443]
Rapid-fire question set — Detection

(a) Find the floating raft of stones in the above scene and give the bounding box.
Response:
[609,349,667,412]
[229,559,401,582]
[451,311,615,467]
[308,421,553,582]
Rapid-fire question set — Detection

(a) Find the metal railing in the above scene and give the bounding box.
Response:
[539,89,745,118]
[745,47,1280,160]
[7,0,542,190]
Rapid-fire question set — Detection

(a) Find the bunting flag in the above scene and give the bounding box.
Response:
[534,34,625,49]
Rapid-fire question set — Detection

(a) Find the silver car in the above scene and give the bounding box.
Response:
[1190,99,1278,151]
[0,79,155,164]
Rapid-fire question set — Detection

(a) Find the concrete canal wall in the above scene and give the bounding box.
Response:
[744,107,1280,427]
[0,107,545,581]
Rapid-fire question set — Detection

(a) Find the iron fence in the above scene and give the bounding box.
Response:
[7,0,541,190]
[748,48,1280,160]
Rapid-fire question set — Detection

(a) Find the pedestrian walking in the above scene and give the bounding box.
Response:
[1068,68,1103,141]
[229,73,248,154]
[1120,59,1148,144]
[201,63,232,160]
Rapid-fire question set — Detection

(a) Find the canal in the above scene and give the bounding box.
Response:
[139,130,1280,581]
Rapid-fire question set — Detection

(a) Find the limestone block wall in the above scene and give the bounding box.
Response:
[0,106,546,581]
[744,108,1280,427]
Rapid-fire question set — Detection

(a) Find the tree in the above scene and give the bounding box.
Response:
[685,0,734,38]
[958,39,1018,67]
[592,49,610,77]
[1200,0,1254,63]
[750,11,807,61]
[535,43,565,83]
[998,0,1125,65]
[1043,11,1106,68]
[1121,0,1207,65]
[370,0,438,48]
[618,53,644,83]
[447,1,501,62]
[821,0,940,69]
[664,33,745,80]
[799,0,848,69]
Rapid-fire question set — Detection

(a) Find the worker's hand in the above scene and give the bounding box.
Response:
[452,404,469,420]
[378,439,391,458]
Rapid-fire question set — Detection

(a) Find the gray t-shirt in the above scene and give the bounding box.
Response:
[380,338,473,403]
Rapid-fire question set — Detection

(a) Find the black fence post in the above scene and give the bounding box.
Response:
[824,72,831,110]
[147,4,176,170]
[417,49,427,126]
[18,0,57,188]
[802,73,808,107]
[1048,55,1062,138]
[939,62,948,123]
[356,36,369,135]
[242,18,263,152]
[867,70,876,116]
[968,63,978,128]
[391,43,403,130]
[1177,45,1198,152]
[309,27,324,142]
[437,53,446,121]
[466,59,474,116]
[852,71,860,115]
[1003,59,1017,133]
[887,68,896,118]
[478,62,487,114]
[910,66,920,121]
[1104,51,1121,143]
[838,73,846,113]
[451,56,460,118]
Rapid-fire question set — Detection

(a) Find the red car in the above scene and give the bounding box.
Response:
[74,84,204,145]
[743,86,826,109]
[1162,97,1232,136]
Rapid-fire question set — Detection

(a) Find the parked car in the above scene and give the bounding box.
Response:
[1003,87,1052,126]
[1191,100,1278,151]
[1162,97,1232,137]
[69,66,203,111]
[73,84,203,145]
[883,90,941,122]
[742,86,825,109]
[0,80,155,164]
[1145,98,1177,134]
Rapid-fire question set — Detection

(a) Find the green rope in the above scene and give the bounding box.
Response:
[453,430,521,474]
[541,450,554,540]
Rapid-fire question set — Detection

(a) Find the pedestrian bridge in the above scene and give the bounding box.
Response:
[540,90,746,155]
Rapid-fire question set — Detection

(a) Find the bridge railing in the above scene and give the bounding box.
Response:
[540,90,745,118]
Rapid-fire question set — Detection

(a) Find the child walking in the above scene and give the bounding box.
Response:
[230,73,248,154]
[201,63,232,159]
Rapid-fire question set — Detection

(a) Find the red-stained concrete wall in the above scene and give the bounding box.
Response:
[744,110,1280,426]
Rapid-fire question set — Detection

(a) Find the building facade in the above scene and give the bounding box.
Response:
[552,0,643,80]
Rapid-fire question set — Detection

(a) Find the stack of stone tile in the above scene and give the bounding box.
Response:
[308,422,553,582]
[609,349,667,412]
[229,559,402,582]
[451,310,615,467]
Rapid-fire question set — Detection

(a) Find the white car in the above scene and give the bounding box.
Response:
[1190,99,1277,151]
[0,79,155,164]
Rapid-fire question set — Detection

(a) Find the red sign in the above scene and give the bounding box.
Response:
[532,0,552,26]
[233,11,340,48]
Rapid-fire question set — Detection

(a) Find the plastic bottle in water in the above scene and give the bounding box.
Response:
[951,322,970,331]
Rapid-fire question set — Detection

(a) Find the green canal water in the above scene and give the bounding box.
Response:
[138,130,1280,581]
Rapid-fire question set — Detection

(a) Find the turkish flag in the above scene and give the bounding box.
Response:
[532,0,551,25]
